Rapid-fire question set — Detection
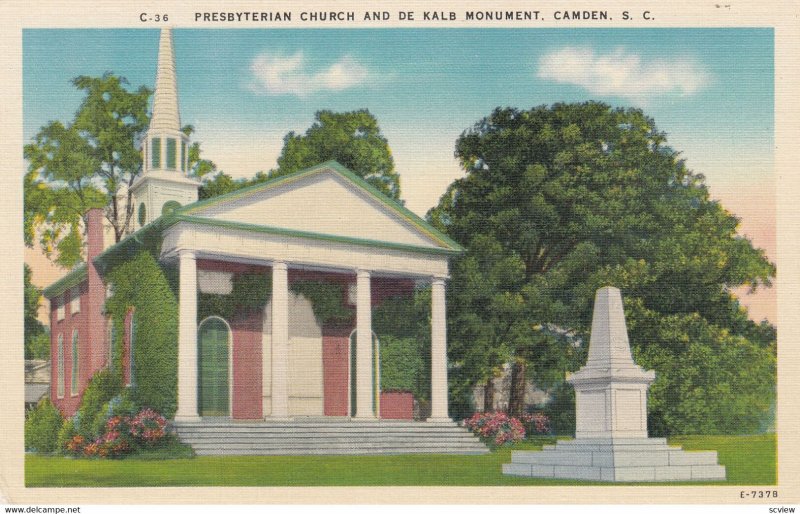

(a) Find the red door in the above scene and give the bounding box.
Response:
[323,336,349,416]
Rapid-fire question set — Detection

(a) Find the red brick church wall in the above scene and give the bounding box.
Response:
[231,311,263,419]
[49,208,108,417]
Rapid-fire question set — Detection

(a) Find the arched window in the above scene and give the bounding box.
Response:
[56,334,64,398]
[71,329,79,395]
[198,316,232,417]
[123,308,135,387]
[162,200,181,215]
[129,313,136,387]
[348,329,381,417]
[138,202,147,227]
[106,318,115,369]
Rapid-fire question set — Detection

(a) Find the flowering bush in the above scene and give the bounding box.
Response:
[463,411,526,446]
[89,391,137,440]
[60,407,169,458]
[83,441,99,457]
[129,409,168,446]
[65,434,85,455]
[98,429,132,457]
[99,415,134,457]
[520,412,552,435]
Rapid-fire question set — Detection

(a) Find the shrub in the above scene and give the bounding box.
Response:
[65,434,86,455]
[24,399,63,453]
[463,411,526,446]
[89,389,138,440]
[541,382,576,436]
[105,251,178,417]
[372,292,432,403]
[56,418,77,454]
[97,415,134,458]
[379,335,428,401]
[520,412,552,435]
[59,406,171,459]
[77,369,122,441]
[129,408,168,446]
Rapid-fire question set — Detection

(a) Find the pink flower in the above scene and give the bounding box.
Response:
[463,411,526,446]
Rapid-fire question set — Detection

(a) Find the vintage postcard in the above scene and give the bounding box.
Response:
[1,0,798,509]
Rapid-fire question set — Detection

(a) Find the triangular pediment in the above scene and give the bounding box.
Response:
[178,162,460,254]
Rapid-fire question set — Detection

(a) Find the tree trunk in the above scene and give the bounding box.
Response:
[483,378,494,412]
[509,360,527,418]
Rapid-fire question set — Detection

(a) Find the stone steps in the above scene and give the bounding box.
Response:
[196,447,487,456]
[173,424,463,433]
[173,419,489,455]
[502,438,726,482]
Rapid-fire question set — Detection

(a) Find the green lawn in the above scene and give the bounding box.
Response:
[25,434,775,487]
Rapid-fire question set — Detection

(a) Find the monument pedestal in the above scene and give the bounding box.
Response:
[502,438,726,482]
[502,287,726,482]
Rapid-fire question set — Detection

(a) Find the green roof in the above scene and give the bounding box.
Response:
[42,263,87,299]
[44,161,463,297]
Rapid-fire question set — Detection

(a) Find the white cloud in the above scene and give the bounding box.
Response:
[249,51,369,98]
[537,47,711,102]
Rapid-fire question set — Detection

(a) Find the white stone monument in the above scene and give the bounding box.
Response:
[503,286,726,482]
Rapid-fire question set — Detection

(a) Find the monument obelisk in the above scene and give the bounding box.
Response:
[503,286,726,482]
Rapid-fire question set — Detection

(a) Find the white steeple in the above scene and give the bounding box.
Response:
[130,28,200,232]
[150,27,181,132]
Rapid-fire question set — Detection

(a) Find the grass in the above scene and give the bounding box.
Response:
[25,434,775,487]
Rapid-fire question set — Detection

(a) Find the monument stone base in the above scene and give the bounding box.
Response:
[502,438,726,482]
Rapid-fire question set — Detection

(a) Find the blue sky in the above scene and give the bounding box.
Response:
[23,29,773,194]
[23,28,776,319]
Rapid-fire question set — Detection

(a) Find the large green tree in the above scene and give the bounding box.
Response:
[25,74,216,268]
[24,264,48,360]
[199,109,400,201]
[430,102,775,434]
[25,74,149,267]
[276,109,400,199]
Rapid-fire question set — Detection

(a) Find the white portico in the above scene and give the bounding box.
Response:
[165,161,461,422]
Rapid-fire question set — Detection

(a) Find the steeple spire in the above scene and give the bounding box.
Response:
[129,28,199,233]
[150,28,181,132]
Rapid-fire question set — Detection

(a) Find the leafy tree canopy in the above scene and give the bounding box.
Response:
[275,109,400,199]
[24,264,48,359]
[25,74,216,268]
[430,102,775,432]
[199,109,400,201]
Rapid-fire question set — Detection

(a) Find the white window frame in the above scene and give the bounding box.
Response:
[56,299,65,322]
[70,287,80,315]
[127,313,135,387]
[56,334,65,398]
[106,318,115,369]
[71,329,79,396]
[197,316,234,418]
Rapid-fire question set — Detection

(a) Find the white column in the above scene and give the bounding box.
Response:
[271,261,290,419]
[175,250,199,421]
[429,277,450,422]
[354,269,376,419]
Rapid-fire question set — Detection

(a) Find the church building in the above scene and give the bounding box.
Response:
[41,29,486,453]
